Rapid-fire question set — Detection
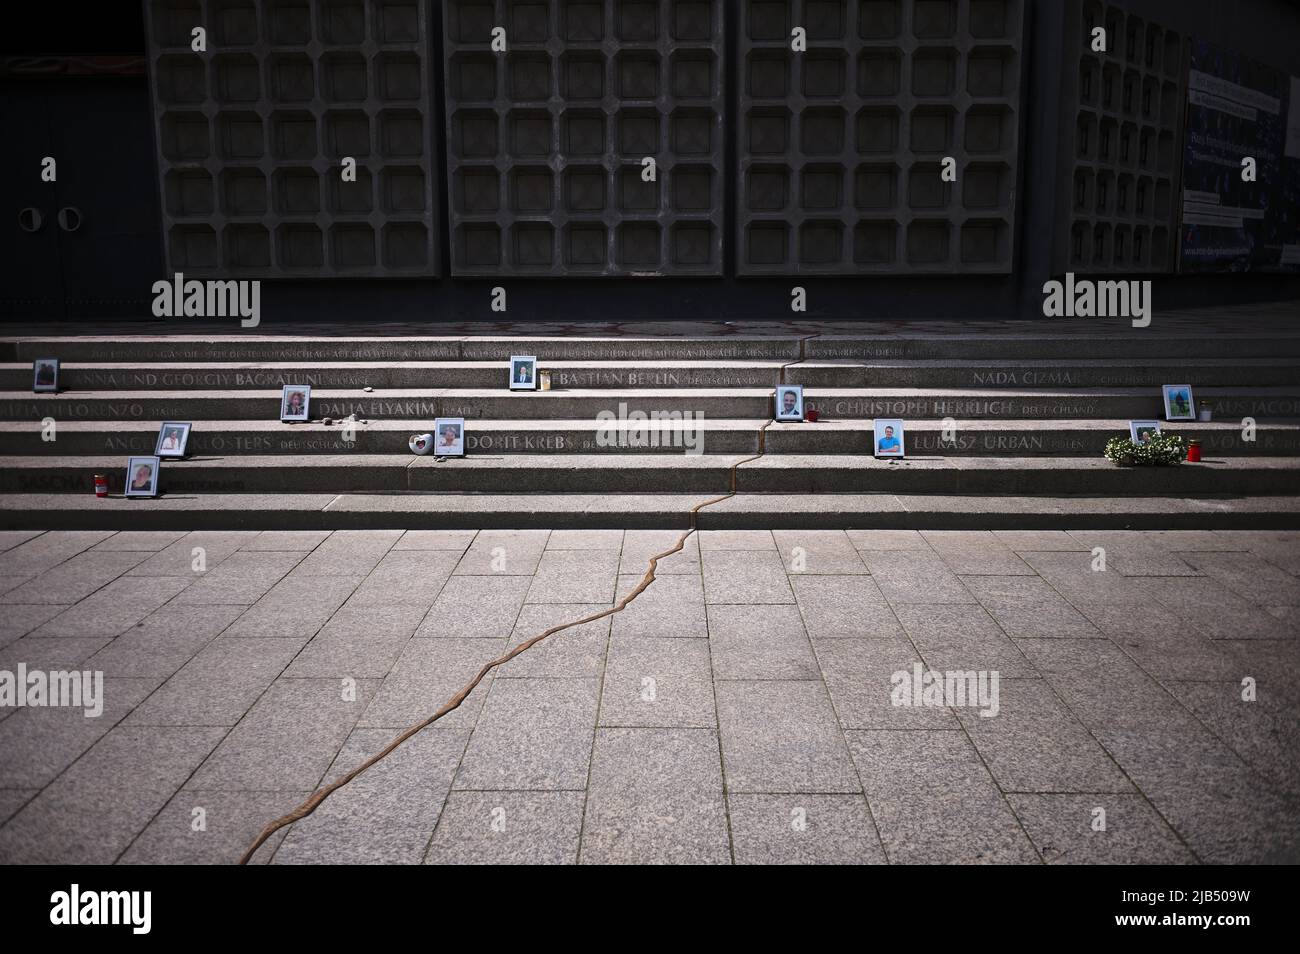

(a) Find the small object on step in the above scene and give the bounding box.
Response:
[806,408,820,422]
[1199,402,1212,422]
[1186,439,1202,462]
[94,474,108,497]
[363,386,373,392]
[322,417,334,425]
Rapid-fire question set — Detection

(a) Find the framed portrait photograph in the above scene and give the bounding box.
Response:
[33,358,59,392]
[281,385,311,422]
[125,456,161,498]
[1129,420,1162,445]
[1162,384,1196,421]
[435,417,466,457]
[155,421,192,458]
[509,355,538,390]
[774,385,804,421]
[874,419,906,458]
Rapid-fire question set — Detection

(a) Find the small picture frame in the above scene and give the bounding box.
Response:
[155,421,192,458]
[435,418,466,457]
[33,358,59,392]
[874,419,905,458]
[774,385,804,422]
[1162,385,1196,421]
[125,456,160,498]
[281,385,311,422]
[1129,420,1162,445]
[509,355,538,390]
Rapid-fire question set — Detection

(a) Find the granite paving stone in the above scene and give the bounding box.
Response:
[579,727,730,864]
[716,681,859,793]
[121,789,310,864]
[790,575,901,639]
[619,529,700,576]
[502,604,611,678]
[772,530,869,574]
[708,604,818,680]
[31,575,194,638]
[961,575,1102,640]
[454,677,600,791]
[417,575,531,638]
[424,791,585,864]
[1007,794,1195,864]
[599,636,715,728]
[454,530,550,575]
[2,527,1296,865]
[610,573,707,640]
[892,603,1039,677]
[0,724,226,864]
[861,551,976,604]
[701,550,795,604]
[728,793,886,864]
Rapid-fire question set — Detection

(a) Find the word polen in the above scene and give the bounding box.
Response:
[50,885,152,935]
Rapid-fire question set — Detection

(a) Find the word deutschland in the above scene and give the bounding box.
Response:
[0,664,103,717]
[50,885,151,934]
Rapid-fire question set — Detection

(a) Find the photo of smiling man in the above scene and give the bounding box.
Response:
[874,419,905,458]
[774,385,804,421]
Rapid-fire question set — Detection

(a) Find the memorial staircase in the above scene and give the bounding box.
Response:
[3,310,1300,529]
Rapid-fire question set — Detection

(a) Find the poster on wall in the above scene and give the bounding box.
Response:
[1179,40,1300,272]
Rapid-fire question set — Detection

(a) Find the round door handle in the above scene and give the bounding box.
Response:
[18,207,43,232]
[57,207,82,232]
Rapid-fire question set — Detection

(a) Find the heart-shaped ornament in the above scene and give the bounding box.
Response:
[409,433,433,455]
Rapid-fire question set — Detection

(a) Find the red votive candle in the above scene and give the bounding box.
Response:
[94,474,108,497]
[1186,439,1202,463]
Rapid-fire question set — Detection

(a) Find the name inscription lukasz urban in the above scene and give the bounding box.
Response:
[151,273,260,328]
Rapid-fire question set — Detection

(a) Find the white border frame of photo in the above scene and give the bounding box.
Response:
[280,384,311,422]
[125,456,161,498]
[874,419,906,458]
[155,421,192,458]
[1129,420,1163,445]
[1162,384,1196,421]
[509,355,538,391]
[434,417,466,457]
[774,385,804,421]
[33,358,59,393]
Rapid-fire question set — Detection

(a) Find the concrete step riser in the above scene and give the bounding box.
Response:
[9,337,1300,363]
[7,363,1298,391]
[9,464,1295,497]
[3,425,1294,457]
[5,393,1298,421]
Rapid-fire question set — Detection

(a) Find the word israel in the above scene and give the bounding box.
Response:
[595,403,705,454]
[1042,272,1152,328]
[50,885,151,935]
[0,664,103,717]
[151,272,261,328]
[890,663,1000,718]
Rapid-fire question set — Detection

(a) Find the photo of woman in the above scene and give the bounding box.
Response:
[124,456,161,497]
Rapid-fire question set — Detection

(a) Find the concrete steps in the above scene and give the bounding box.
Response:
[4,320,1299,528]
[6,454,1299,496]
[3,491,1297,531]
[3,418,1297,457]
[5,386,1300,421]
[4,357,1298,390]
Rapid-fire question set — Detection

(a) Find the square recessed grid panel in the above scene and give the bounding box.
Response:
[1054,0,1186,273]
[442,0,725,276]
[145,0,440,277]
[737,0,1024,275]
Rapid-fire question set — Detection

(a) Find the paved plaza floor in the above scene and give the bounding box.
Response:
[0,527,1296,864]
